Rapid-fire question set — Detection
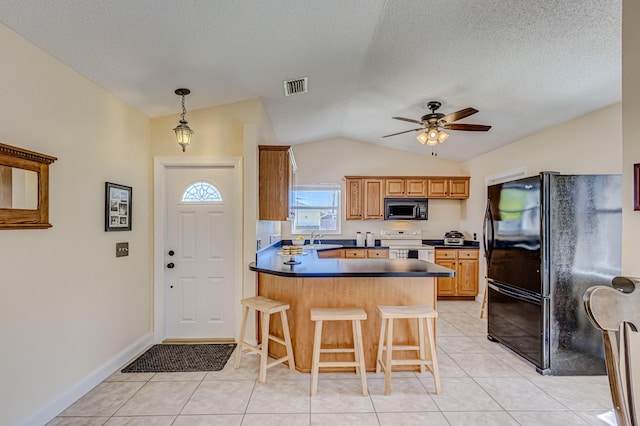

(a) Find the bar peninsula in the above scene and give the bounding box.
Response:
[249,246,455,372]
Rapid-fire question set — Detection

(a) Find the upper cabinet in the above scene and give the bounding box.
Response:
[0,143,57,230]
[384,178,427,198]
[345,175,470,221]
[344,177,384,220]
[427,177,470,199]
[259,145,296,221]
[363,178,384,219]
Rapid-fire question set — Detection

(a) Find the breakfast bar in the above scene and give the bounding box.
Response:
[249,247,454,373]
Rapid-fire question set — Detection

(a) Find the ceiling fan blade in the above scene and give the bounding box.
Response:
[382,128,424,138]
[442,123,491,131]
[441,107,478,123]
[392,116,423,125]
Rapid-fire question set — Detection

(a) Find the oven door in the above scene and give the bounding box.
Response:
[487,281,549,372]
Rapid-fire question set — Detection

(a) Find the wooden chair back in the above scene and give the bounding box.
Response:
[584,276,640,426]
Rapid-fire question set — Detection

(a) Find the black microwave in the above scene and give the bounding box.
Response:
[384,198,428,220]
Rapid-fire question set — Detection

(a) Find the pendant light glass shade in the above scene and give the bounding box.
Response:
[174,120,193,152]
[173,88,194,152]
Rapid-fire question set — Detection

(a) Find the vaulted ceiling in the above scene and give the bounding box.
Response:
[0,0,621,161]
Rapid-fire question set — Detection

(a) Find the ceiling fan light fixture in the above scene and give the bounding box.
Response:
[416,131,429,144]
[425,128,440,146]
[438,130,449,143]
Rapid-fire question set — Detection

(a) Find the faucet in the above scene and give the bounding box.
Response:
[310,231,324,245]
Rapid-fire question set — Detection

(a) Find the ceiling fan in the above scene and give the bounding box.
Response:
[382,101,491,148]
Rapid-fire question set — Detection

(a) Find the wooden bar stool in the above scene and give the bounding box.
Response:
[234,295,295,384]
[375,305,441,396]
[310,307,368,396]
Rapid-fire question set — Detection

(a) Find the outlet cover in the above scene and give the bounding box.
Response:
[116,242,129,257]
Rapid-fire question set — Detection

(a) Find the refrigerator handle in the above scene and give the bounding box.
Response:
[483,200,495,263]
[488,282,541,305]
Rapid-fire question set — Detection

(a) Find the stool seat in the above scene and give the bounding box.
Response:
[376,304,441,396]
[242,295,290,314]
[311,307,368,396]
[376,305,437,319]
[311,307,367,321]
[234,295,295,384]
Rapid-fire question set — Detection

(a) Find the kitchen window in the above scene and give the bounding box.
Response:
[291,184,341,234]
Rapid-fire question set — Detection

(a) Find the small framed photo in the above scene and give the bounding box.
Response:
[635,164,640,211]
[105,182,132,231]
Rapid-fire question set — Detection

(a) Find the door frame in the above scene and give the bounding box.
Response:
[153,156,243,342]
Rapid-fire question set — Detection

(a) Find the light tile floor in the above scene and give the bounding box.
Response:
[48,300,617,425]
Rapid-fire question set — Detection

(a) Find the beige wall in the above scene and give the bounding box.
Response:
[462,103,623,299]
[149,98,278,344]
[287,137,466,240]
[150,97,268,158]
[0,24,152,425]
[622,0,640,276]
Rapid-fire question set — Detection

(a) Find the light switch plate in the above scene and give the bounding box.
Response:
[116,242,129,257]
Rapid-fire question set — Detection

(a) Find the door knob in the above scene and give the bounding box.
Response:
[168,250,175,256]
[167,263,175,269]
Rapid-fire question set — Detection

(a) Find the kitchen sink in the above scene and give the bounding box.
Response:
[302,244,343,250]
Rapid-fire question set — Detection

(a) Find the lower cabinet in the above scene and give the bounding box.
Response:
[317,249,345,258]
[318,248,388,259]
[435,249,479,298]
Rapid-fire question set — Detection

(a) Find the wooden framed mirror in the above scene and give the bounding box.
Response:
[0,143,57,229]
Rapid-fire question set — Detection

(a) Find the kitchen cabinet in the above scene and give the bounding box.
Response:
[317,249,345,258]
[427,177,470,199]
[344,177,384,220]
[435,248,478,298]
[345,178,363,220]
[259,145,296,220]
[363,179,384,219]
[344,248,388,259]
[384,178,427,198]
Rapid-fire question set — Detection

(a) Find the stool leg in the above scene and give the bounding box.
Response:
[418,317,426,374]
[376,317,386,374]
[354,319,368,396]
[426,316,441,394]
[384,318,394,396]
[259,311,270,384]
[352,320,360,377]
[311,320,323,396]
[234,304,250,369]
[280,310,295,371]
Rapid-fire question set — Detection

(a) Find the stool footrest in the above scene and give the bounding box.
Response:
[269,334,285,346]
[267,356,290,369]
[320,348,356,354]
[238,343,261,355]
[390,359,431,366]
[318,361,361,368]
[381,344,420,351]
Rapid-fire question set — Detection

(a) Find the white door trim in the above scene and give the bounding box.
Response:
[153,156,243,342]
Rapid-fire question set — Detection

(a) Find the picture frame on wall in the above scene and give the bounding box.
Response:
[105,182,132,231]
[635,163,640,211]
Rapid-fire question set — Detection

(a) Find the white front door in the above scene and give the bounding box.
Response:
[164,165,237,339]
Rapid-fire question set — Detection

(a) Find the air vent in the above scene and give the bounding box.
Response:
[283,77,308,96]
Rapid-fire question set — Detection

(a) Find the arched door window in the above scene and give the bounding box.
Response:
[181,181,222,202]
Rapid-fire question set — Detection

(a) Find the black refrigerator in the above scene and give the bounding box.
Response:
[484,172,621,375]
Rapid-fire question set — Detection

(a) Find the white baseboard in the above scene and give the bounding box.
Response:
[19,333,153,426]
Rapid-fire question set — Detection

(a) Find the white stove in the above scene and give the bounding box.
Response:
[380,229,435,262]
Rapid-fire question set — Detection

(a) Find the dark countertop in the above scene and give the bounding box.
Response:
[250,246,455,278]
[273,239,480,250]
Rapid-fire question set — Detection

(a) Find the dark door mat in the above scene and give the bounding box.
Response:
[121,343,236,373]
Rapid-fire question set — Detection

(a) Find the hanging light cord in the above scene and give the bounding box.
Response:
[180,95,187,121]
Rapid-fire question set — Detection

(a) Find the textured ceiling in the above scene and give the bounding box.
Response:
[0,0,621,161]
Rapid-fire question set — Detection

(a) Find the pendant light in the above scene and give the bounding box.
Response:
[173,88,194,152]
